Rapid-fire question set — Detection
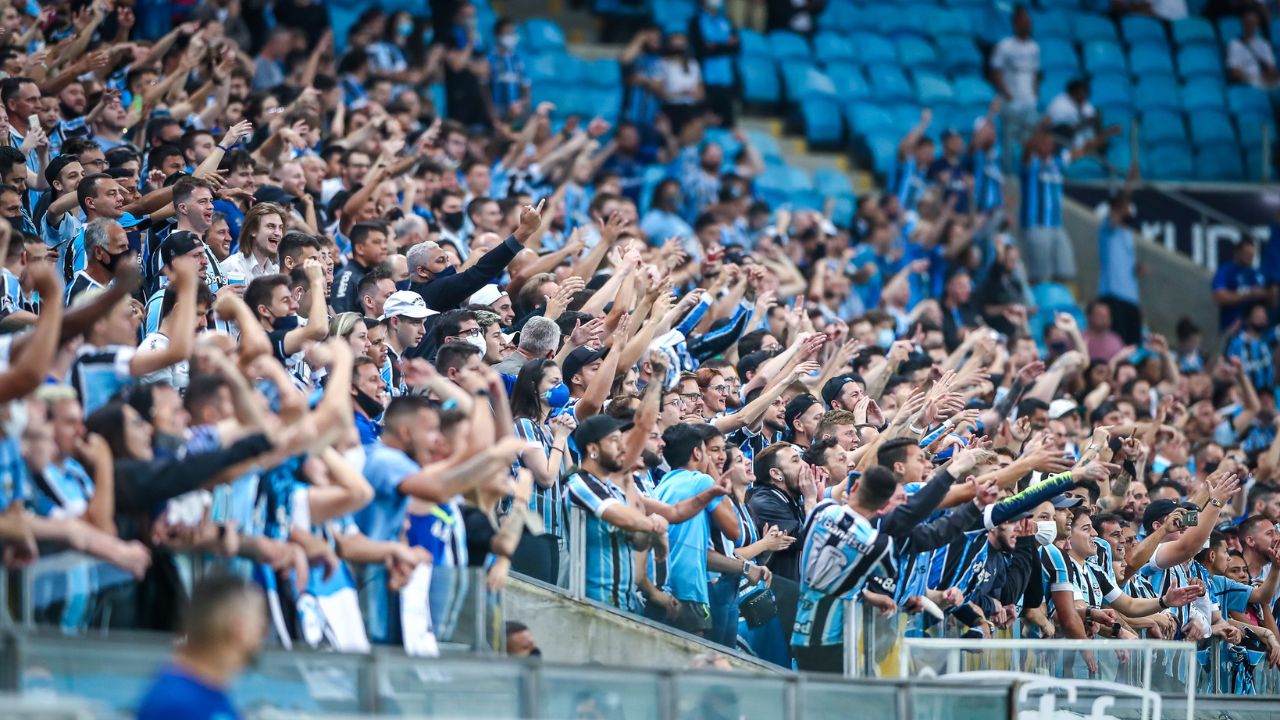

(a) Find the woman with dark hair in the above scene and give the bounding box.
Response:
[508,358,575,584]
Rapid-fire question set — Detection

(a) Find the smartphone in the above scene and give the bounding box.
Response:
[27,115,38,132]
[1182,510,1199,527]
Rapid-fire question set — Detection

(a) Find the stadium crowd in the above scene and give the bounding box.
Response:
[0,0,1277,714]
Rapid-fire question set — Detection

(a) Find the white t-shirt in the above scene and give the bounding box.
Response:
[1151,0,1188,20]
[991,36,1041,107]
[1228,36,1276,87]
[1046,93,1096,127]
[658,59,703,105]
[138,332,189,389]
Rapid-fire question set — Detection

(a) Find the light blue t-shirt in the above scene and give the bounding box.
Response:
[652,468,723,604]
[354,443,419,542]
[1098,219,1139,304]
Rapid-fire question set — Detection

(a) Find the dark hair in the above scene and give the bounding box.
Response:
[76,173,113,212]
[349,220,387,249]
[753,442,791,485]
[1092,512,1125,534]
[84,401,130,460]
[383,395,438,433]
[662,423,705,469]
[802,436,841,466]
[855,465,899,509]
[172,175,213,210]
[160,280,213,321]
[876,437,917,469]
[434,340,481,375]
[182,573,260,648]
[184,373,231,417]
[511,359,557,420]
[1016,397,1050,418]
[148,144,184,175]
[219,149,255,173]
[435,308,478,343]
[277,231,322,268]
[44,154,80,190]
[244,273,291,320]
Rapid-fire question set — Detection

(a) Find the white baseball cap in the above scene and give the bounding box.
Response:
[380,291,435,321]
[1048,398,1078,420]
[469,284,507,307]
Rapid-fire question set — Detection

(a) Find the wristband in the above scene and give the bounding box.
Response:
[909,424,927,435]
[217,143,232,152]
[1158,595,1169,609]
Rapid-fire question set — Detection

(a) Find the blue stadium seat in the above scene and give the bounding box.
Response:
[926,9,974,37]
[1140,109,1188,145]
[896,36,939,68]
[1189,109,1237,146]
[1121,16,1167,46]
[652,0,695,33]
[586,58,621,88]
[1033,283,1080,316]
[970,7,1012,44]
[788,190,827,212]
[830,195,855,227]
[1039,38,1082,74]
[937,35,984,72]
[1074,13,1119,43]
[1090,73,1132,109]
[815,167,855,199]
[747,130,784,163]
[781,166,814,192]
[769,31,811,61]
[1181,77,1225,112]
[1237,114,1276,146]
[1171,18,1217,47]
[1196,148,1244,180]
[868,64,916,101]
[1040,72,1074,108]
[526,53,560,84]
[866,133,900,176]
[780,60,815,100]
[1128,43,1176,77]
[818,1,867,33]
[801,98,844,145]
[738,57,780,104]
[791,64,837,103]
[1106,134,1133,169]
[1177,45,1224,79]
[1217,16,1242,45]
[554,54,588,85]
[1040,0,1082,10]
[1134,76,1182,112]
[815,32,856,64]
[739,29,769,58]
[1244,147,1266,178]
[847,103,896,135]
[914,70,955,105]
[1033,10,1075,40]
[1228,85,1271,118]
[888,103,925,137]
[703,127,741,157]
[849,32,897,65]
[1067,157,1106,179]
[1083,40,1127,75]
[522,19,566,53]
[827,62,870,102]
[952,74,995,106]
[880,7,933,38]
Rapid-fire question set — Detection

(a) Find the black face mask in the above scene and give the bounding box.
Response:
[1202,461,1220,476]
[354,388,384,418]
[272,314,300,332]
[98,248,130,273]
[441,210,465,231]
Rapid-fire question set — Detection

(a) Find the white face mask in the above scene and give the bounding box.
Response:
[1034,520,1058,546]
[465,334,487,353]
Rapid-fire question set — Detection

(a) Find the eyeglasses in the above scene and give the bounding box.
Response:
[710,384,729,394]
[675,392,701,405]
[455,327,482,338]
[83,158,108,168]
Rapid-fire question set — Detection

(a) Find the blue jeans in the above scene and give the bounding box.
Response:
[707,574,741,648]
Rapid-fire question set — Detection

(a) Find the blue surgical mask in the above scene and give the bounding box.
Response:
[397,20,415,38]
[544,382,570,410]
[272,314,300,332]
[876,327,896,349]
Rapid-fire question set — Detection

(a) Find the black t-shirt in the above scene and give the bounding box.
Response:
[462,505,497,568]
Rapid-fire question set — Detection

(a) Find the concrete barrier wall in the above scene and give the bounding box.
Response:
[1064,198,1220,350]
[502,578,777,672]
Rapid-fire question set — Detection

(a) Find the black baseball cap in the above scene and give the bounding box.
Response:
[1143,499,1199,533]
[821,375,858,407]
[785,394,821,431]
[563,346,606,383]
[572,414,633,449]
[1051,494,1083,509]
[159,230,203,267]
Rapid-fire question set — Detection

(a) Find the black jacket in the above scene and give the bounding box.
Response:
[330,258,372,314]
[412,234,523,312]
[745,483,806,581]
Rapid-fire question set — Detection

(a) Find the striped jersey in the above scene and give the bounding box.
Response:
[890,157,927,213]
[1020,150,1069,228]
[970,148,1004,212]
[792,500,895,648]
[68,344,135,415]
[566,469,640,611]
[927,530,992,607]
[1138,552,1211,628]
[1039,544,1081,617]
[1226,329,1275,392]
[512,417,566,537]
[726,424,783,464]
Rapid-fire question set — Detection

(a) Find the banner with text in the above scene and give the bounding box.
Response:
[1065,184,1280,271]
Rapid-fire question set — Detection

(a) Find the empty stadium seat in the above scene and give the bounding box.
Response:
[769,31,811,61]
[1074,13,1119,43]
[1237,114,1276,146]
[936,35,984,72]
[1090,73,1132,109]
[952,74,995,106]
[1177,45,1224,79]
[847,103,896,135]
[914,70,955,105]
[1196,149,1244,180]
[1084,40,1127,74]
[1171,18,1217,47]
[747,130,785,164]
[925,9,974,38]
[1134,75,1182,112]
[522,19,566,54]
[801,98,844,145]
[738,57,781,104]
[1120,16,1167,46]
[1181,77,1226,112]
[827,62,871,102]
[1140,109,1188,145]
[868,64,915,100]
[815,167,855,200]
[1039,38,1082,74]
[739,29,769,58]
[879,6,932,38]
[1228,85,1271,118]
[553,54,588,85]
[1033,10,1075,40]
[866,133,900,176]
[814,32,855,64]
[818,1,867,33]
[586,58,621,87]
[526,53,559,83]
[1217,16,1242,45]
[896,36,940,68]
[848,32,897,65]
[1128,42,1176,77]
[1189,110,1238,146]
[1145,145,1196,179]
[1067,157,1107,179]
[787,64,835,103]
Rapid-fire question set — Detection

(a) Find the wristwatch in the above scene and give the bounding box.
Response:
[1208,498,1224,508]
[1158,594,1169,609]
